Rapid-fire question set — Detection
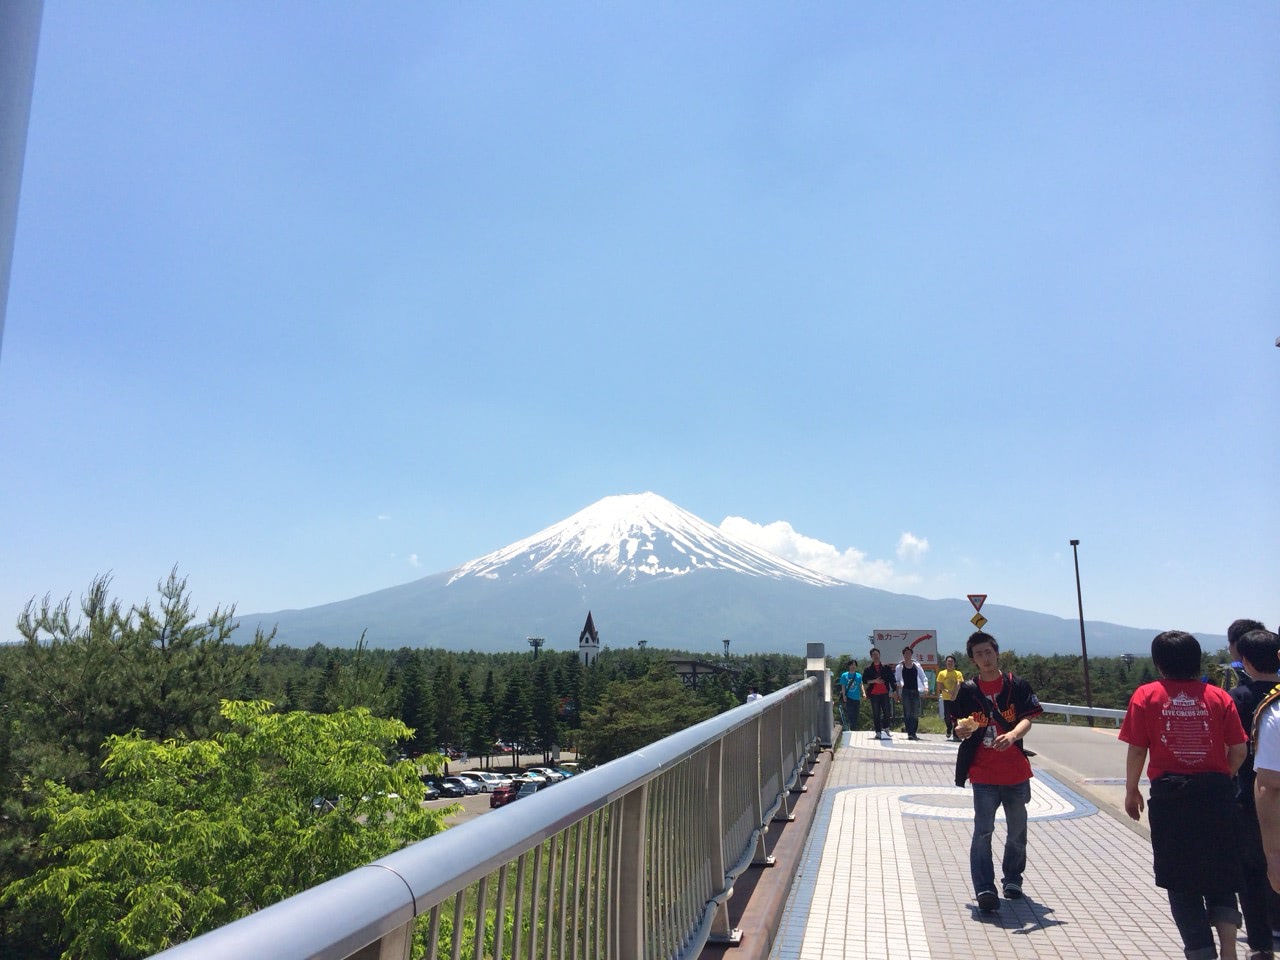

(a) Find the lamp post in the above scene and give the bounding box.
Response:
[527,636,544,658]
[1069,540,1094,725]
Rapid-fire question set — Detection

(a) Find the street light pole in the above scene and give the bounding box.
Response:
[1069,539,1095,726]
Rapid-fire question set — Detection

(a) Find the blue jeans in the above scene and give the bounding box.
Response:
[1167,889,1240,960]
[970,780,1031,895]
[900,690,921,736]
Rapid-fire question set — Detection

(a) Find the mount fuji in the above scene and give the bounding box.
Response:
[238,493,1172,657]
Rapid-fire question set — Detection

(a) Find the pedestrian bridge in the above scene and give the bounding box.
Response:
[149,645,1185,960]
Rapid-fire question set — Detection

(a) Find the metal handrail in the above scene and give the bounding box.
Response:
[149,668,827,960]
[1039,701,1127,726]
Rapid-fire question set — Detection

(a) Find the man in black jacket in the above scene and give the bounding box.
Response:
[863,647,897,740]
[953,631,1042,913]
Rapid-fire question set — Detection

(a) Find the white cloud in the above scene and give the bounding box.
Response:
[408,554,421,567]
[378,514,391,521]
[896,532,929,561]
[720,516,924,591]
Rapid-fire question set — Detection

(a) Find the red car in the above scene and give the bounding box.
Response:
[489,783,518,808]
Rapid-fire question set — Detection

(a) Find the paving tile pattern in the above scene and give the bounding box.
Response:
[770,731,1191,960]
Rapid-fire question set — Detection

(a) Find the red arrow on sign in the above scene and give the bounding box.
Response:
[967,594,987,613]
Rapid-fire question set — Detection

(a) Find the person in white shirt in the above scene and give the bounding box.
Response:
[1254,678,1280,892]
[894,646,931,741]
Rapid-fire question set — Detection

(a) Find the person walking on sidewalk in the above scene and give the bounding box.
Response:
[937,655,965,741]
[1228,627,1280,959]
[1120,630,1248,960]
[1255,671,1280,895]
[838,660,864,731]
[895,645,930,741]
[864,648,896,740]
[953,631,1043,913]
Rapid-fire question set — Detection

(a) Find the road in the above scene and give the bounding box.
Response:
[1025,719,1148,836]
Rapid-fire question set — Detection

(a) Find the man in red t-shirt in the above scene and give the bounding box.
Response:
[953,631,1042,913]
[1119,630,1248,960]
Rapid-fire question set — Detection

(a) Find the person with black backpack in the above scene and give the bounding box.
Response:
[952,631,1043,913]
[1229,626,1280,960]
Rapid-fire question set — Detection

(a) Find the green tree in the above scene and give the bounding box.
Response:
[394,650,434,752]
[499,674,533,768]
[2,700,449,960]
[9,571,270,789]
[531,660,560,760]
[577,668,716,766]
[432,657,464,748]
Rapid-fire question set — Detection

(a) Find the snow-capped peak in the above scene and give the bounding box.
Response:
[448,492,843,587]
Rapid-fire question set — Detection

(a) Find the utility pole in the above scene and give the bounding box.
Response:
[1069,540,1095,726]
[527,636,544,658]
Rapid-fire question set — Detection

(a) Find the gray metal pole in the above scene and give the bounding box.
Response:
[1070,539,1095,726]
[0,0,43,360]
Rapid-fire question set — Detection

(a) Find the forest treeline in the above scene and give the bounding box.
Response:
[0,573,1229,957]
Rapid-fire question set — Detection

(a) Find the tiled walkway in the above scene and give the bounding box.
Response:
[769,730,1186,960]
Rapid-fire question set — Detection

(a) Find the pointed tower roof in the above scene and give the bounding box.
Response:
[579,611,599,644]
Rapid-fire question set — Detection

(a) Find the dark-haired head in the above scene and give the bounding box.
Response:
[1238,629,1280,676]
[1151,630,1202,681]
[1228,618,1266,649]
[966,631,998,658]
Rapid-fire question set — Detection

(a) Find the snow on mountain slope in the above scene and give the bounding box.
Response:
[448,492,843,587]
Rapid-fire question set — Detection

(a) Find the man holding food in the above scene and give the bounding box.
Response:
[953,631,1043,914]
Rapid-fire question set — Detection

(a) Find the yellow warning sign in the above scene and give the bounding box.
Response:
[970,613,988,629]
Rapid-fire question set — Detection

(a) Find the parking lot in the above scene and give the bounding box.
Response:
[424,752,579,826]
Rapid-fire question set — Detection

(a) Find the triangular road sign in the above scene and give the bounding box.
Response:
[967,594,987,613]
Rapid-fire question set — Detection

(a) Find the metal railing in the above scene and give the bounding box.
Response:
[1039,701,1127,726]
[149,649,831,960]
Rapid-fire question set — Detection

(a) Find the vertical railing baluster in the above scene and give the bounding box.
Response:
[512,852,528,960]
[494,863,510,960]
[472,874,489,960]
[426,904,443,960]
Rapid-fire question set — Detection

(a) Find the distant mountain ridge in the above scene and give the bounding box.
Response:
[239,493,1210,658]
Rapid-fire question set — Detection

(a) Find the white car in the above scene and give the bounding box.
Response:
[457,771,512,793]
[526,767,565,784]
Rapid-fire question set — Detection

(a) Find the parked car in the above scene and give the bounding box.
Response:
[422,782,441,802]
[516,781,542,800]
[489,783,518,808]
[443,775,481,796]
[527,767,564,784]
[456,771,491,792]
[464,770,513,792]
[422,775,466,799]
[551,766,576,779]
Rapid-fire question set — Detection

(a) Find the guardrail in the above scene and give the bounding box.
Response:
[1039,701,1127,726]
[149,648,832,960]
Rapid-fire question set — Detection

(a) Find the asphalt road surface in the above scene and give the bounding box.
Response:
[1025,718,1148,837]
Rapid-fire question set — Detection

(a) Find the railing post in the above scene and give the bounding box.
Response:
[706,739,743,946]
[614,783,648,960]
[805,643,833,748]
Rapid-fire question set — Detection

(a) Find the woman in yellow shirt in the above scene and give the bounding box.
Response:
[937,655,965,741]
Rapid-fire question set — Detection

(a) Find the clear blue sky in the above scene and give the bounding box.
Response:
[2,3,1277,642]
